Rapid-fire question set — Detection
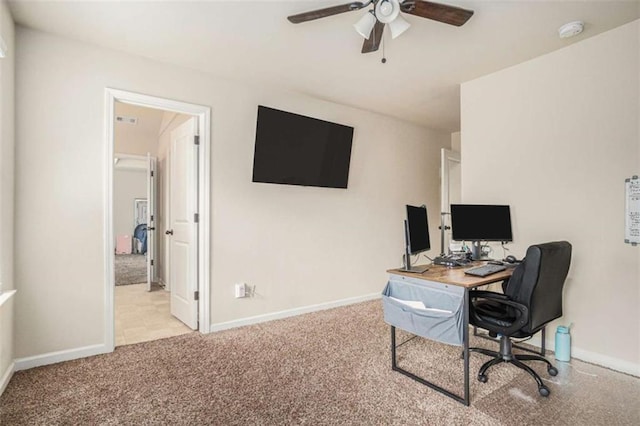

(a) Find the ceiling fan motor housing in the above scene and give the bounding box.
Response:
[376,0,401,23]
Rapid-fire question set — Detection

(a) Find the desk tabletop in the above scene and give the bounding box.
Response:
[387,262,514,288]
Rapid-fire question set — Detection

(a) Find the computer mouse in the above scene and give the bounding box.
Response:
[505,255,517,263]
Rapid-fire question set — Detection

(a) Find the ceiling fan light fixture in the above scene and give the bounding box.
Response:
[354,10,377,39]
[375,0,400,24]
[388,14,410,39]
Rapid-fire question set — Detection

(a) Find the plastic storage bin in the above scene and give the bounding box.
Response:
[382,275,465,346]
[116,235,132,254]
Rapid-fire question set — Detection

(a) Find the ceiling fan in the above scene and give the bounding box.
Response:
[287,0,474,54]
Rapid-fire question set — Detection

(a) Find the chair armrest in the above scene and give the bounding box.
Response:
[470,290,509,301]
[469,291,529,336]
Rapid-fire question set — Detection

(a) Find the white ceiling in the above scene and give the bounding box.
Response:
[8,0,640,132]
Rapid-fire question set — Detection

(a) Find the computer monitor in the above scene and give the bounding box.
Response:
[450,204,513,260]
[402,205,430,273]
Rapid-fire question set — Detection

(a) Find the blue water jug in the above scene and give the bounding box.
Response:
[555,325,571,362]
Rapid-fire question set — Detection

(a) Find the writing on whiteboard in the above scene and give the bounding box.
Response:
[625,176,640,245]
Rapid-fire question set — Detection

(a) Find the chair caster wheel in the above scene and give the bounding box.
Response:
[478,374,488,383]
[539,386,550,397]
[548,366,558,376]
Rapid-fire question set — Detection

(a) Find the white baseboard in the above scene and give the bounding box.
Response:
[571,346,640,377]
[0,361,14,396]
[210,293,381,333]
[520,334,639,377]
[14,344,111,371]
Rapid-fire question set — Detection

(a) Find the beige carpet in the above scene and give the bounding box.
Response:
[1,301,639,425]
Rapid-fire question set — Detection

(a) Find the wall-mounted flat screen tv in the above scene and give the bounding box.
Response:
[252,106,354,189]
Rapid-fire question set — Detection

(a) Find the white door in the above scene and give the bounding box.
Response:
[441,149,461,255]
[168,117,199,329]
[146,154,157,292]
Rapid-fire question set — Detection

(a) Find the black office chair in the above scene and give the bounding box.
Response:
[469,241,572,396]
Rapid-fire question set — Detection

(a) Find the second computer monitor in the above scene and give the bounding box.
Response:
[406,204,431,254]
[450,204,513,259]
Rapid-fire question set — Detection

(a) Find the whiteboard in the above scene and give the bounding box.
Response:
[625,176,640,245]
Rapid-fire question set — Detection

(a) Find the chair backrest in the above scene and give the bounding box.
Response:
[504,241,572,334]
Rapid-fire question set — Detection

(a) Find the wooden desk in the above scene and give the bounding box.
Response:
[387,262,513,288]
[385,262,514,406]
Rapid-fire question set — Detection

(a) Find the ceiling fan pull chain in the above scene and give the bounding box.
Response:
[381,30,387,63]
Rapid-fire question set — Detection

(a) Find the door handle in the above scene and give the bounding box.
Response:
[148,227,156,231]
[165,230,173,235]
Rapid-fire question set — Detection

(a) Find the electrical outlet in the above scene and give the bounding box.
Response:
[246,284,256,298]
[235,283,246,298]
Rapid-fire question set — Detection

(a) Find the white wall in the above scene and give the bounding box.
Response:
[0,0,15,393]
[451,131,461,152]
[0,1,14,293]
[14,27,449,359]
[461,20,639,374]
[113,168,147,243]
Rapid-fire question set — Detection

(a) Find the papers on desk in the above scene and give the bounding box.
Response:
[389,297,453,314]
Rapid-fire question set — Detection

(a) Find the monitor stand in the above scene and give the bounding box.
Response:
[470,241,485,261]
[401,263,430,274]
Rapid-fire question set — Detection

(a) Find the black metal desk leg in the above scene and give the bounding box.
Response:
[463,288,470,406]
[391,326,397,369]
[390,324,469,405]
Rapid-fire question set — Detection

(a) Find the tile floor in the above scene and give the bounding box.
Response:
[115,283,192,346]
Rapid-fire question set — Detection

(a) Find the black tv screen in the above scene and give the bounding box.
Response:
[252,106,354,188]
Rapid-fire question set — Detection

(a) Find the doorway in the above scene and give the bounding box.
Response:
[113,153,154,290]
[105,89,211,351]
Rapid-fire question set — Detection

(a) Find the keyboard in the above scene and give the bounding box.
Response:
[464,264,507,277]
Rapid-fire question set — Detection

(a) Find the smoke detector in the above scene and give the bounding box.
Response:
[558,21,584,39]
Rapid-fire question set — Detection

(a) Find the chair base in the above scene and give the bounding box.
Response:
[470,335,558,397]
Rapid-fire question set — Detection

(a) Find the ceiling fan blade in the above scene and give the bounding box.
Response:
[361,21,385,53]
[400,0,474,26]
[288,2,368,24]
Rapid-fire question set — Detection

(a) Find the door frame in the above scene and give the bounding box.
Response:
[440,148,461,255]
[114,151,152,258]
[104,88,211,351]
[146,153,157,292]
